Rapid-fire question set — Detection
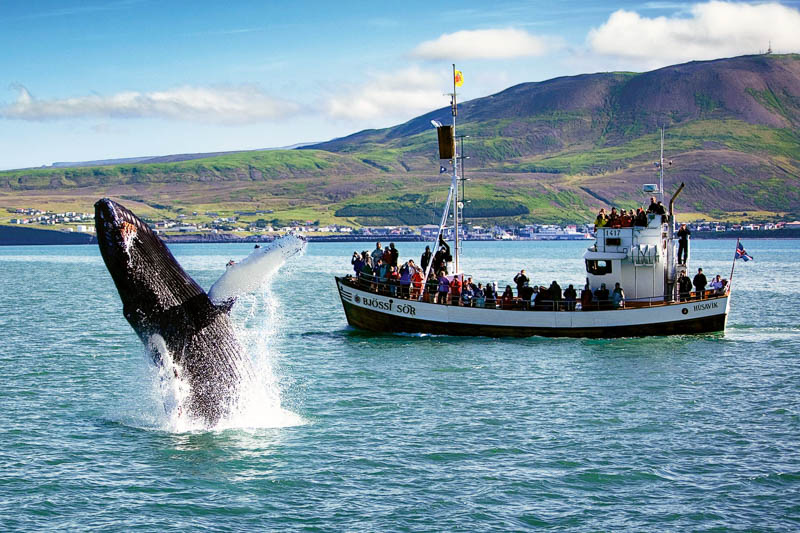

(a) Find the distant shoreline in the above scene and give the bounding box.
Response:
[2,224,799,246]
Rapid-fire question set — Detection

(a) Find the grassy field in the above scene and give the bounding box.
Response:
[2,119,798,228]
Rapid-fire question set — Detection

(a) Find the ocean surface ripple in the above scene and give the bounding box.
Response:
[1,240,798,531]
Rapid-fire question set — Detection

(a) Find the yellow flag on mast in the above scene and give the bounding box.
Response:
[454,70,464,87]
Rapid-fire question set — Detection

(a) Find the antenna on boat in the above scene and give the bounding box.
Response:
[655,126,673,203]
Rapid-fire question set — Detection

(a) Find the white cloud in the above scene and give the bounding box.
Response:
[412,28,558,60]
[1,84,300,124]
[588,1,800,65]
[326,66,448,121]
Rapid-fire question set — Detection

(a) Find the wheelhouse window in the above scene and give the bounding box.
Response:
[586,259,612,275]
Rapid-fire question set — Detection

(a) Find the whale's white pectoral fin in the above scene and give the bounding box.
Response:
[207,233,306,305]
[208,264,244,306]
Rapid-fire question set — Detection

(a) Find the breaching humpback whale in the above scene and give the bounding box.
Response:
[94,198,304,426]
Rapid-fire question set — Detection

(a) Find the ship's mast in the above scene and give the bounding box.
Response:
[451,64,460,273]
[659,126,665,203]
[420,66,462,294]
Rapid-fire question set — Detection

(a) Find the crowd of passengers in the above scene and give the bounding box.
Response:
[594,196,667,229]
[349,238,728,311]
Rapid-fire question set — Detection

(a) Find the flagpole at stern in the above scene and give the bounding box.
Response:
[728,237,739,293]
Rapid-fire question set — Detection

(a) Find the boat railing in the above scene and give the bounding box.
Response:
[343,274,726,311]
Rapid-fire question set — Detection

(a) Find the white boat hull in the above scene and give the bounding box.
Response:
[336,277,729,338]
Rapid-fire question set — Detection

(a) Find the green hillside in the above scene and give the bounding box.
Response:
[2,54,800,226]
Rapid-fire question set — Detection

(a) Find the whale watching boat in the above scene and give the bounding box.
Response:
[335,67,734,338]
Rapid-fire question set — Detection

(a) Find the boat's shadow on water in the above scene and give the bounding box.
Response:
[290,326,731,358]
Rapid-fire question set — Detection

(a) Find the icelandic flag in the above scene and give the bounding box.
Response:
[735,241,753,262]
[439,165,447,174]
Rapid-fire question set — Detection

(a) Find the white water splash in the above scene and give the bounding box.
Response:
[144,334,193,432]
[136,236,307,433]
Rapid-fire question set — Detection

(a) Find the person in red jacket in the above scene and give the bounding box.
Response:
[449,275,462,306]
[410,268,424,300]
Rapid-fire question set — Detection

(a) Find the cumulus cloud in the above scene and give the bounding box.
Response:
[326,66,448,120]
[1,84,300,124]
[412,28,558,60]
[588,1,800,64]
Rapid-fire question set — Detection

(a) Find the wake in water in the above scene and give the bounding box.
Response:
[123,235,307,433]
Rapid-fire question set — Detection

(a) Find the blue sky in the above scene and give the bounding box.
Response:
[2,0,800,169]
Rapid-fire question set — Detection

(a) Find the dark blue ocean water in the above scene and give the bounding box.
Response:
[1,239,798,531]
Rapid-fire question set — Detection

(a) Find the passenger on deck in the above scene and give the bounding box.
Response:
[433,237,452,275]
[612,282,625,309]
[436,271,450,304]
[677,223,691,265]
[608,207,619,226]
[388,243,399,268]
[678,271,692,301]
[549,281,562,310]
[360,258,374,289]
[655,201,666,215]
[619,210,633,227]
[420,246,432,273]
[381,246,392,267]
[461,281,474,307]
[710,274,725,295]
[514,269,530,297]
[564,284,577,311]
[371,242,383,266]
[387,265,400,296]
[351,251,364,277]
[634,208,648,227]
[594,209,608,229]
[399,262,412,298]
[484,282,496,308]
[466,277,477,294]
[520,282,534,310]
[450,275,462,306]
[534,285,550,310]
[425,272,438,303]
[581,281,593,310]
[647,197,659,213]
[501,285,514,310]
[376,258,388,287]
[410,267,424,299]
[595,283,610,309]
[474,283,486,308]
[693,268,707,300]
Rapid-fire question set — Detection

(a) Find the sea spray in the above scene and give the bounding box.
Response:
[221,284,305,430]
[137,236,306,432]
